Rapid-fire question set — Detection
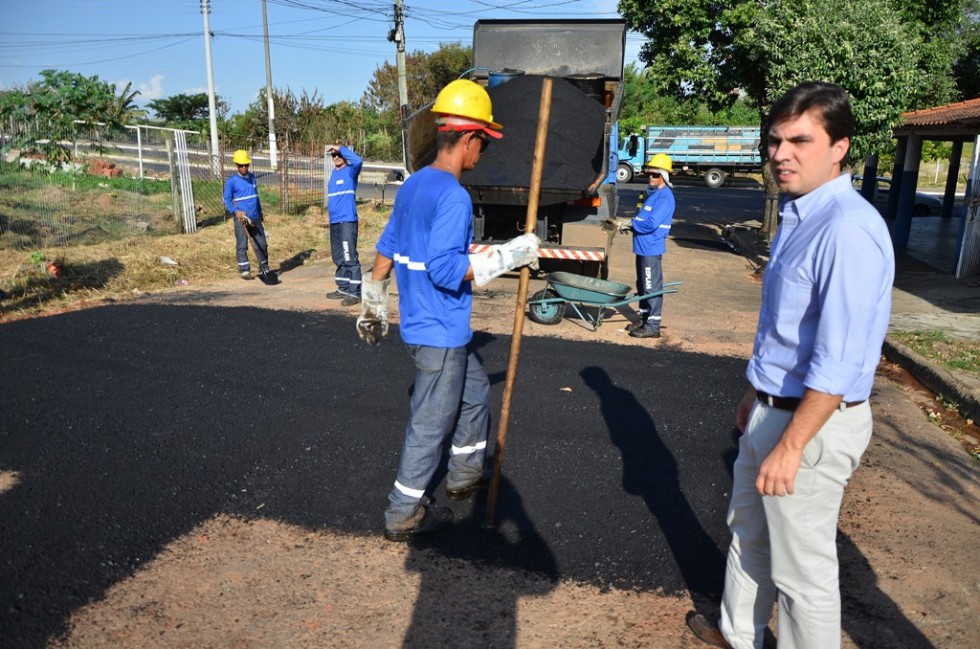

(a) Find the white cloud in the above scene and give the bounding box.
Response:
[137,74,165,101]
[116,74,164,103]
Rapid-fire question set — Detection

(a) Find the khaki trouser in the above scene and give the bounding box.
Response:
[721,399,872,649]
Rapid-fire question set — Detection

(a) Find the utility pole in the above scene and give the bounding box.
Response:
[262,0,278,169]
[201,0,221,175]
[389,0,409,169]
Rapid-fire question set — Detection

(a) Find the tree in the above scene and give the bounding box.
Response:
[619,0,967,237]
[147,93,227,130]
[0,69,142,161]
[619,63,758,135]
[362,42,472,114]
[953,1,980,98]
[732,0,920,161]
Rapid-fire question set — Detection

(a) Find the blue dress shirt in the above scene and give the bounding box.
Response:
[746,173,895,402]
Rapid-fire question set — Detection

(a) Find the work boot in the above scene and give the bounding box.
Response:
[240,270,253,280]
[341,295,361,307]
[384,505,454,542]
[446,472,491,501]
[629,326,661,339]
[326,290,345,300]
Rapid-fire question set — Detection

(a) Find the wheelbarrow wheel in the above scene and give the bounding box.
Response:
[528,288,566,325]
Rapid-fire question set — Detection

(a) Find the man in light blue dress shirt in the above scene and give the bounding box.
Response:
[687,83,895,649]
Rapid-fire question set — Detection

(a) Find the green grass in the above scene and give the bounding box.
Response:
[890,329,980,374]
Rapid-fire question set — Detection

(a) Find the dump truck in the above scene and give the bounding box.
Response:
[617,125,762,188]
[404,18,627,277]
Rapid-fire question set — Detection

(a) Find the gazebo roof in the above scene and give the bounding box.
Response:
[894,97,980,135]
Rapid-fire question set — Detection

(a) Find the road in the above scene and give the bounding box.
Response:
[1,174,974,649]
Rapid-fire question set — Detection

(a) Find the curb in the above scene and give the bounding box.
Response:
[882,338,980,422]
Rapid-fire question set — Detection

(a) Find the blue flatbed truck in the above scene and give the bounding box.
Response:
[617,125,762,188]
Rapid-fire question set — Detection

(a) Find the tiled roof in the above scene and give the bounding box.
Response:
[899,97,980,128]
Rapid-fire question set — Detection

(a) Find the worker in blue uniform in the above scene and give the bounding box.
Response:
[224,149,276,283]
[355,79,539,542]
[628,153,675,338]
[325,144,364,306]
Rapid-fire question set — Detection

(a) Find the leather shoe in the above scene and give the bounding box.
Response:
[686,611,733,649]
[341,295,361,307]
[325,290,345,300]
[446,473,490,501]
[384,505,454,542]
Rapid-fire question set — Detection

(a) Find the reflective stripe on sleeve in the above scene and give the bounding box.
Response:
[394,253,427,271]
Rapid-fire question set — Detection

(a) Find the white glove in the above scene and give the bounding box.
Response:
[469,233,540,287]
[613,217,633,233]
[356,278,390,345]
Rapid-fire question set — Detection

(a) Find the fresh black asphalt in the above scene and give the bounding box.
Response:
[0,304,746,645]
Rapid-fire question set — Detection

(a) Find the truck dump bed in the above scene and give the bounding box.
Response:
[460,75,606,200]
[644,126,761,167]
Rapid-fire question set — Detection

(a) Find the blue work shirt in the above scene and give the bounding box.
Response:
[327,146,363,224]
[223,172,263,221]
[633,185,674,256]
[376,166,473,348]
[746,173,894,402]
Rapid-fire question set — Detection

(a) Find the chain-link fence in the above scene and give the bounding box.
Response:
[0,123,227,250]
[0,122,403,251]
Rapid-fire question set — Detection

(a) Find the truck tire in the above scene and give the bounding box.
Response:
[528,288,566,325]
[704,167,726,189]
[616,163,634,184]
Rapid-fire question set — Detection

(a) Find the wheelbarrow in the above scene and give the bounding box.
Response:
[527,271,681,331]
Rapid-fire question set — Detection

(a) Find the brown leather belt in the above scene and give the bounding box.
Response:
[756,390,866,411]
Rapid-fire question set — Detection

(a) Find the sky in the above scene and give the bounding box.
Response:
[1,0,645,116]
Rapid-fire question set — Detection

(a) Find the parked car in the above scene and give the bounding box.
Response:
[852,175,943,217]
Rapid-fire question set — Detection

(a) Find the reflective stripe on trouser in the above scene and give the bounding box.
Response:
[234,217,270,272]
[635,254,663,329]
[385,344,490,529]
[720,400,872,649]
[329,221,362,297]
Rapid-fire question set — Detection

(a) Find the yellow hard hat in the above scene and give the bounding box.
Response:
[431,79,503,136]
[646,153,673,173]
[232,150,251,165]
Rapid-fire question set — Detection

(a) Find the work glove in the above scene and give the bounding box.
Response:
[468,233,540,287]
[606,217,633,233]
[357,277,390,345]
[236,210,254,228]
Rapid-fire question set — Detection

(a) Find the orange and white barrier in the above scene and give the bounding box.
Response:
[469,244,605,262]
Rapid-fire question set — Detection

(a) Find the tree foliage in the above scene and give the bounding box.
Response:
[619,0,972,159]
[733,0,920,160]
[147,93,227,130]
[953,1,980,98]
[619,64,758,135]
[0,69,142,160]
[362,43,472,115]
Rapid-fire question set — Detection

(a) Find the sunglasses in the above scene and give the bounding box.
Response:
[470,131,490,153]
